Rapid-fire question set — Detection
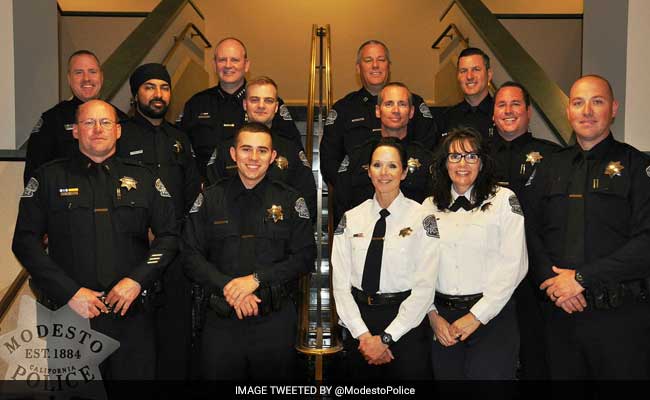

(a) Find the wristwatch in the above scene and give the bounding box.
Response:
[380,332,394,346]
[575,271,585,287]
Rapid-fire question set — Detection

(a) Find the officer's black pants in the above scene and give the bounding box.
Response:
[544,299,650,379]
[342,301,432,381]
[200,301,297,381]
[431,299,519,380]
[91,309,155,380]
[514,277,549,379]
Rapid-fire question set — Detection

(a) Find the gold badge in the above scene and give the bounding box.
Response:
[604,161,624,177]
[173,140,183,153]
[525,151,543,165]
[275,156,289,170]
[120,176,138,191]
[399,227,413,237]
[407,158,421,174]
[267,205,284,223]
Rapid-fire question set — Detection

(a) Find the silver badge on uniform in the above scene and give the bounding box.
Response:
[423,214,439,238]
[155,178,171,198]
[207,149,218,166]
[295,197,310,219]
[189,193,203,213]
[509,195,523,216]
[334,214,346,235]
[419,103,433,119]
[325,109,337,126]
[31,118,43,134]
[299,151,310,168]
[21,177,39,198]
[279,105,293,121]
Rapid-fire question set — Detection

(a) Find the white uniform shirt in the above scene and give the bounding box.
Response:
[422,185,528,324]
[332,192,440,341]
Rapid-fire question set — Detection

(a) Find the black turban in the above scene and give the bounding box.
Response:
[129,63,171,96]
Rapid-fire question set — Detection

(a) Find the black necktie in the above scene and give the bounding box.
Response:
[449,195,473,212]
[361,209,390,294]
[90,163,116,288]
[564,152,592,267]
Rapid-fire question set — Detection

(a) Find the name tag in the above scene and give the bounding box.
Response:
[130,150,144,155]
[198,113,210,119]
[351,118,365,123]
[64,124,74,131]
[223,123,235,128]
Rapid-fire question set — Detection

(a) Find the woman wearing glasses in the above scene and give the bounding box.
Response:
[332,138,440,380]
[423,128,527,379]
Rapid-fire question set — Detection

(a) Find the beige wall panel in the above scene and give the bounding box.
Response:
[0,162,28,301]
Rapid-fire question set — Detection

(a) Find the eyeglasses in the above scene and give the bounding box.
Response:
[78,118,116,130]
[447,152,480,164]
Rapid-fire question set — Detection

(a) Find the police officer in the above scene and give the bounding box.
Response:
[23,50,127,184]
[206,76,316,221]
[334,82,433,224]
[12,100,178,379]
[491,81,560,380]
[183,122,315,380]
[320,40,436,199]
[527,75,650,379]
[117,63,201,380]
[437,47,494,140]
[179,37,303,179]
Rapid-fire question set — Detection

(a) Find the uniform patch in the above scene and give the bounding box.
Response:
[338,155,349,173]
[207,149,218,166]
[189,193,203,213]
[279,105,293,121]
[646,165,650,178]
[295,197,310,219]
[334,214,346,235]
[423,214,439,238]
[155,178,171,198]
[21,177,39,198]
[509,195,523,216]
[299,151,310,168]
[31,118,43,134]
[325,109,338,126]
[419,103,433,119]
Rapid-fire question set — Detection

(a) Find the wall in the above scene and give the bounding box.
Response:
[0,1,16,149]
[58,0,160,13]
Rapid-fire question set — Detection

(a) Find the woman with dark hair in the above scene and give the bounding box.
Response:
[423,128,527,379]
[332,137,439,380]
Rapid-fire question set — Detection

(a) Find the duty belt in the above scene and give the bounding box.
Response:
[351,287,411,306]
[434,292,483,310]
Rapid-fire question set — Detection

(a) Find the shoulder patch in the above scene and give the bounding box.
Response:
[646,165,650,178]
[334,214,346,235]
[509,195,523,216]
[207,149,217,166]
[325,109,338,126]
[279,104,293,121]
[419,103,433,119]
[423,214,440,238]
[155,178,171,198]
[31,118,43,134]
[294,197,310,219]
[299,151,311,168]
[21,177,39,198]
[189,193,203,213]
[190,144,196,158]
[337,155,349,173]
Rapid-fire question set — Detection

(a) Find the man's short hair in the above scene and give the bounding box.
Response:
[578,74,615,99]
[496,81,531,107]
[75,100,117,123]
[377,82,413,107]
[457,47,490,70]
[233,122,273,147]
[215,37,248,59]
[356,39,391,64]
[246,76,278,95]
[68,50,101,71]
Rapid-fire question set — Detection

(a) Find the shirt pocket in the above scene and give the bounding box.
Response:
[112,196,148,235]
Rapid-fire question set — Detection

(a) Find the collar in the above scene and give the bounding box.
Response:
[217,80,247,101]
[574,132,615,162]
[358,87,378,104]
[133,111,167,131]
[229,174,269,200]
[371,191,405,220]
[493,131,532,150]
[451,184,474,202]
[73,152,119,178]
[458,94,494,115]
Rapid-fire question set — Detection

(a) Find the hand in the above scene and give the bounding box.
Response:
[557,293,588,314]
[450,312,482,341]
[224,275,260,307]
[368,348,395,365]
[67,288,107,319]
[105,278,142,316]
[428,311,458,347]
[358,333,389,362]
[233,294,262,319]
[540,266,585,304]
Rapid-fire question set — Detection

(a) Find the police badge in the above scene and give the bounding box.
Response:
[189,193,203,213]
[604,161,624,177]
[334,214,346,235]
[120,176,138,191]
[155,179,171,198]
[21,177,39,198]
[407,158,421,174]
[509,195,523,216]
[173,140,183,153]
[267,205,284,223]
[275,156,289,170]
[294,197,310,219]
[525,151,543,166]
[423,215,440,238]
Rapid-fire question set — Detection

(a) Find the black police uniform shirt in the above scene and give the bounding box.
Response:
[437,94,494,141]
[526,133,650,290]
[205,130,317,222]
[335,135,434,219]
[23,96,128,184]
[12,154,179,306]
[117,111,202,219]
[490,131,561,212]
[178,82,303,178]
[183,175,315,294]
[320,87,436,188]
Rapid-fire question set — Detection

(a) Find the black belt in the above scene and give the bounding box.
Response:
[351,287,411,306]
[434,292,483,310]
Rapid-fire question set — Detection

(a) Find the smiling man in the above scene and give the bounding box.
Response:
[183,122,315,380]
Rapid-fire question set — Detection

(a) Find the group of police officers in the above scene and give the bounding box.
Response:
[11,35,650,381]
